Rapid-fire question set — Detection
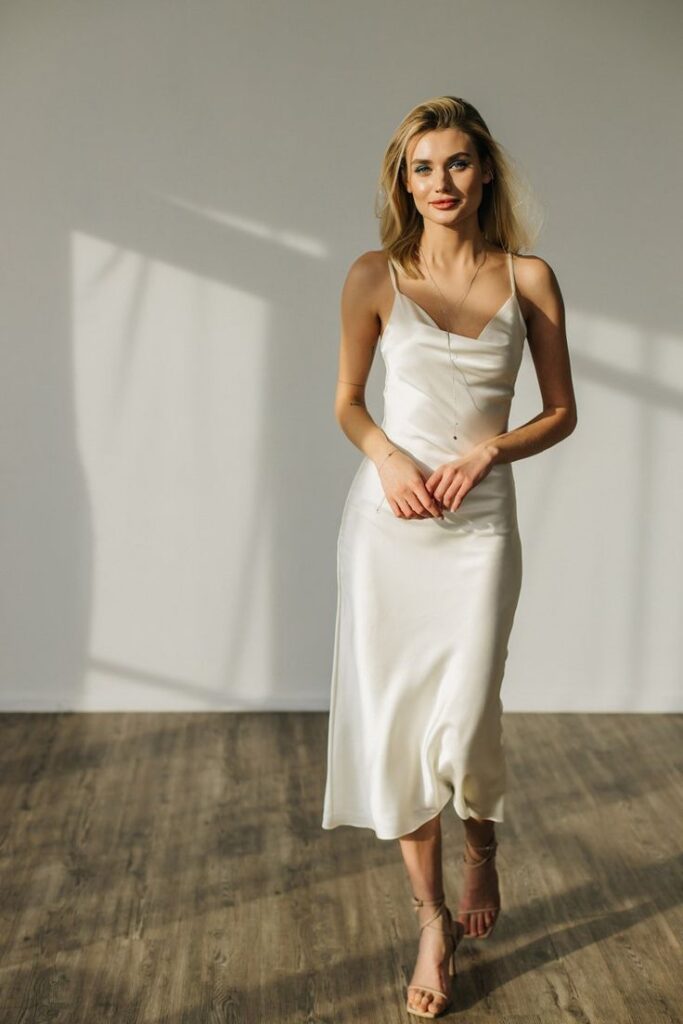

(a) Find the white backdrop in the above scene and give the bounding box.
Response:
[1,0,681,712]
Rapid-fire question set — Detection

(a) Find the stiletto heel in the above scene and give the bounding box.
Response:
[456,837,500,939]
[406,893,465,1018]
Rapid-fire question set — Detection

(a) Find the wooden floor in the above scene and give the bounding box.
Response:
[0,712,680,1023]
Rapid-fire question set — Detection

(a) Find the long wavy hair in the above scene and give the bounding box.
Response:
[376,95,544,278]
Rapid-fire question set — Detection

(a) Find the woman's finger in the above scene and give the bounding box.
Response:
[437,470,460,505]
[449,479,472,511]
[415,481,443,517]
[406,494,429,518]
[443,475,467,508]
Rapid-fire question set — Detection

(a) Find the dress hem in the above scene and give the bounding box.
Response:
[322,790,504,841]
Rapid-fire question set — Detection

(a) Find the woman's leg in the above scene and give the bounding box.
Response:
[398,812,456,1016]
[456,815,499,937]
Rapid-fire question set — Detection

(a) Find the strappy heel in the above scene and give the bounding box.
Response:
[456,838,500,940]
[406,892,466,1019]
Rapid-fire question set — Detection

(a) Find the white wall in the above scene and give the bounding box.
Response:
[1,0,681,711]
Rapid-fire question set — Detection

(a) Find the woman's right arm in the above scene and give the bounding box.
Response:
[334,252,395,466]
[334,252,443,520]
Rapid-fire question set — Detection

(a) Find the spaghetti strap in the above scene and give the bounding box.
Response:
[507,251,516,295]
[386,256,399,293]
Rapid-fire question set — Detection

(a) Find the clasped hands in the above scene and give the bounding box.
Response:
[377,444,497,519]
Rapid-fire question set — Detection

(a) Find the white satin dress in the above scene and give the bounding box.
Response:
[322,251,526,841]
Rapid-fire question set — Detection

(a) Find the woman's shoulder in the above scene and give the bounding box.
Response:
[510,252,564,328]
[346,248,391,276]
[342,249,392,296]
[338,250,393,324]
[512,252,560,295]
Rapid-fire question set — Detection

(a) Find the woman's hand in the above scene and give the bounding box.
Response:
[376,450,444,519]
[424,444,498,512]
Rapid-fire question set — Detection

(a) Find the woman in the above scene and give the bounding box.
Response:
[321,96,577,1018]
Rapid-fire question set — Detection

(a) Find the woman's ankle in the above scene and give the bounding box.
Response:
[463,816,495,846]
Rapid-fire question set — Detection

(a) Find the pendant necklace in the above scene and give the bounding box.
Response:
[420,246,488,438]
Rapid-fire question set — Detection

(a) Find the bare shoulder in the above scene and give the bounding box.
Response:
[343,248,390,289]
[340,249,391,321]
[512,253,563,300]
[511,253,565,323]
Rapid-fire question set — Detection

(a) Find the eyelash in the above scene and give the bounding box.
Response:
[415,159,470,174]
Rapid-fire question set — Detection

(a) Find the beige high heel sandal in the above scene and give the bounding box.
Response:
[406,893,466,1019]
[456,838,500,940]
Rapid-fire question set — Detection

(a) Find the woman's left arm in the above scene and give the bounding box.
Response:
[482,255,578,466]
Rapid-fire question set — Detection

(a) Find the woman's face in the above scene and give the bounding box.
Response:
[403,127,492,225]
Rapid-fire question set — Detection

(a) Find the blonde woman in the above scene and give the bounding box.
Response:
[322,96,577,1018]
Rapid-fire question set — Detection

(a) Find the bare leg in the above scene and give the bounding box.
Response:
[398,812,457,1016]
[455,815,500,937]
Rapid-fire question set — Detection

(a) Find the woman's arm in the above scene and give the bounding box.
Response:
[334,252,396,468]
[484,256,578,466]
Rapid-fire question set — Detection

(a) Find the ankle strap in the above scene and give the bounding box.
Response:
[411,893,449,933]
[411,893,445,908]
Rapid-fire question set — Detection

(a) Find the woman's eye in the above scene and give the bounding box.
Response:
[415,160,470,174]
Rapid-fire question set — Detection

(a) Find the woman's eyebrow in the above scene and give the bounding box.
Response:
[411,151,471,165]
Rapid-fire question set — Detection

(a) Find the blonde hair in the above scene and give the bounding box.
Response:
[375,95,544,278]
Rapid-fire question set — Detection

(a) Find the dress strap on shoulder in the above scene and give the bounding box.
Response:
[386,256,399,293]
[507,251,517,295]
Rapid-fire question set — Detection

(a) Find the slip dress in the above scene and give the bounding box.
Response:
[321,250,526,840]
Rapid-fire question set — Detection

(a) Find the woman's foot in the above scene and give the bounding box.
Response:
[456,837,501,938]
[407,896,460,1017]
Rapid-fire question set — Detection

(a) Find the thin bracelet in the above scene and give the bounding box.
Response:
[377,448,398,472]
